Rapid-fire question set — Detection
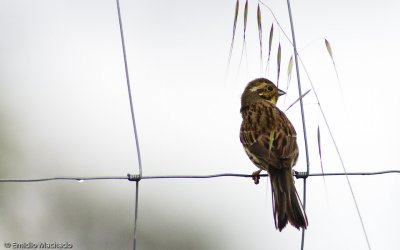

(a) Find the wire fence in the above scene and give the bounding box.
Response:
[0,169,399,250]
[3,1,400,250]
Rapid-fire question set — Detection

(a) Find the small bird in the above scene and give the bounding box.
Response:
[240,77,308,231]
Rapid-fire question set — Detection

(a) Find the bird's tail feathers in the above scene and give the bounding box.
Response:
[270,169,308,231]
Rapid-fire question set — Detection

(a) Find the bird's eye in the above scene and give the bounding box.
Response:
[266,86,274,91]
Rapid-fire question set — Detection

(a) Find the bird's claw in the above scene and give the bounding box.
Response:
[252,170,262,185]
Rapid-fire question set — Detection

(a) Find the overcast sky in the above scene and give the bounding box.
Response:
[0,0,399,249]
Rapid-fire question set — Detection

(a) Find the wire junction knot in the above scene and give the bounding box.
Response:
[127,174,141,182]
[294,171,309,179]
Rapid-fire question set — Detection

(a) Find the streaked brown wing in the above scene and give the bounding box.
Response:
[240,102,298,170]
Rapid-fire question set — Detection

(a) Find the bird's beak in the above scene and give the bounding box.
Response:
[277,89,286,96]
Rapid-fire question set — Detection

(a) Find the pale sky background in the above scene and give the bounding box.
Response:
[0,0,399,249]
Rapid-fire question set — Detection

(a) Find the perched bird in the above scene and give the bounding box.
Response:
[239,77,308,231]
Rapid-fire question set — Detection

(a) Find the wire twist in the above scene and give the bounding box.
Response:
[127,174,142,182]
[294,171,309,179]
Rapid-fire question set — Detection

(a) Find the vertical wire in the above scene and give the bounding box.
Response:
[286,1,310,250]
[301,178,307,250]
[116,0,143,176]
[286,0,310,175]
[115,1,142,250]
[133,181,140,250]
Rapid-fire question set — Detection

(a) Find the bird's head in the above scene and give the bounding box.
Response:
[241,78,286,110]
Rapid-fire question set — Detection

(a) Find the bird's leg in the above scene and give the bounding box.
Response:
[252,169,262,185]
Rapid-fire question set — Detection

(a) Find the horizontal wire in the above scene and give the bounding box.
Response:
[0,176,129,182]
[0,170,398,183]
[309,170,400,176]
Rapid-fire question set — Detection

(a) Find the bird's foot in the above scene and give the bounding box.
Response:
[252,170,262,185]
